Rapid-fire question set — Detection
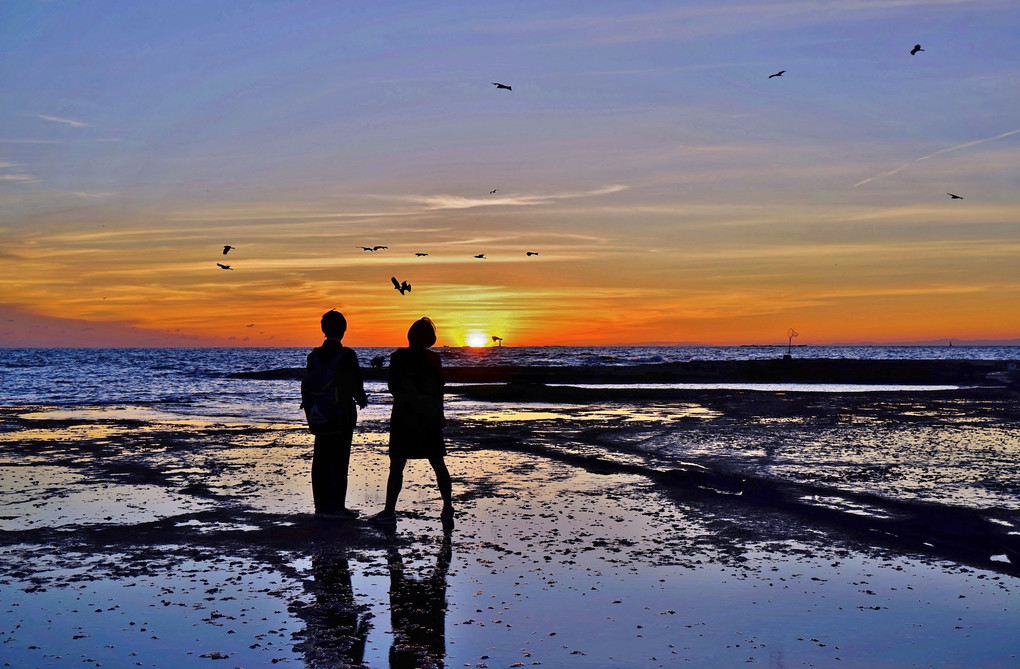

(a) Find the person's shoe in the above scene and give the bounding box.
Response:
[370,510,397,525]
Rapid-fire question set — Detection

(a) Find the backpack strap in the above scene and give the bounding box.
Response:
[314,345,344,370]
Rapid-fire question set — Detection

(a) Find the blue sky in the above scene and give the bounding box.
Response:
[1,0,1018,346]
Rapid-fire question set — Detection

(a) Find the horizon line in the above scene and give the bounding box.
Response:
[3,340,1019,350]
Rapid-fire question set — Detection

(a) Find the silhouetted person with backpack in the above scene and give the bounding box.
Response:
[302,310,368,519]
[372,317,454,528]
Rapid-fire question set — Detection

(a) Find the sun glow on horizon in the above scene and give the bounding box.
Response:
[465,333,489,348]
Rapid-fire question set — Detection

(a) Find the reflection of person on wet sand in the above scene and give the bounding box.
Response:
[372,317,454,527]
[290,552,371,668]
[387,533,453,668]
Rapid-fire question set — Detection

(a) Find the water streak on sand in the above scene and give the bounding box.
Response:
[548,382,966,392]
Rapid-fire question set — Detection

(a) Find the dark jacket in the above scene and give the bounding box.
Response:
[388,346,445,433]
[307,339,368,426]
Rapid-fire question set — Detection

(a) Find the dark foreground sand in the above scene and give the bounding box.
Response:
[2,385,1019,668]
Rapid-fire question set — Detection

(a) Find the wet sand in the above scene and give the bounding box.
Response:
[2,388,1020,668]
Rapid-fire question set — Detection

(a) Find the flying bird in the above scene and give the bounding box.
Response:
[216,263,233,270]
[415,252,429,257]
[391,277,411,294]
[947,192,964,199]
[490,189,498,194]
[768,70,785,79]
[373,245,388,251]
[492,82,512,91]
[359,246,374,251]
[474,254,486,259]
[911,44,924,55]
[222,245,235,255]
[526,251,539,256]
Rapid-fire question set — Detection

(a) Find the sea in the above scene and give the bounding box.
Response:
[3,345,1019,515]
[3,344,1017,409]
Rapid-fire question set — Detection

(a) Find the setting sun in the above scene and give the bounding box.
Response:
[465,333,489,348]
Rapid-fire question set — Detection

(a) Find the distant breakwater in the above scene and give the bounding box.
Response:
[230,358,1015,386]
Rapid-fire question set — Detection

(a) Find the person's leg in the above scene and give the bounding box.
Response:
[336,426,353,510]
[311,435,335,513]
[383,457,407,513]
[429,456,453,512]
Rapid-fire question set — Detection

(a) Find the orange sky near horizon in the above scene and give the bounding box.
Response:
[3,194,1018,348]
[2,2,1019,349]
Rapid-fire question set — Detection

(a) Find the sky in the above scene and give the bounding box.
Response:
[1,0,1018,348]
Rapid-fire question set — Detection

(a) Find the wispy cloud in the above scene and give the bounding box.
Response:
[484,0,995,46]
[31,114,91,128]
[0,173,37,183]
[0,139,61,144]
[156,186,625,226]
[0,160,38,185]
[71,191,117,199]
[534,231,614,244]
[400,185,629,211]
[914,128,1020,163]
[442,235,522,246]
[165,206,418,224]
[852,163,911,188]
[855,128,1020,187]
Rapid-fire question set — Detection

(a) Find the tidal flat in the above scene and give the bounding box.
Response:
[1,386,1019,668]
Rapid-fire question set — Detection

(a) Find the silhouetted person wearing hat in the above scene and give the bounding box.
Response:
[308,310,368,519]
[372,317,454,527]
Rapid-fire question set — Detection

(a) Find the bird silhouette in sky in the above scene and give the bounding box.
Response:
[490,188,498,194]
[526,251,539,256]
[911,44,924,55]
[222,245,235,255]
[216,263,233,270]
[947,192,964,199]
[391,277,411,294]
[768,70,785,79]
[415,252,429,257]
[373,245,388,251]
[474,254,486,259]
[492,82,511,91]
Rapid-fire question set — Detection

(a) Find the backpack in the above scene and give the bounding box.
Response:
[300,348,350,434]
